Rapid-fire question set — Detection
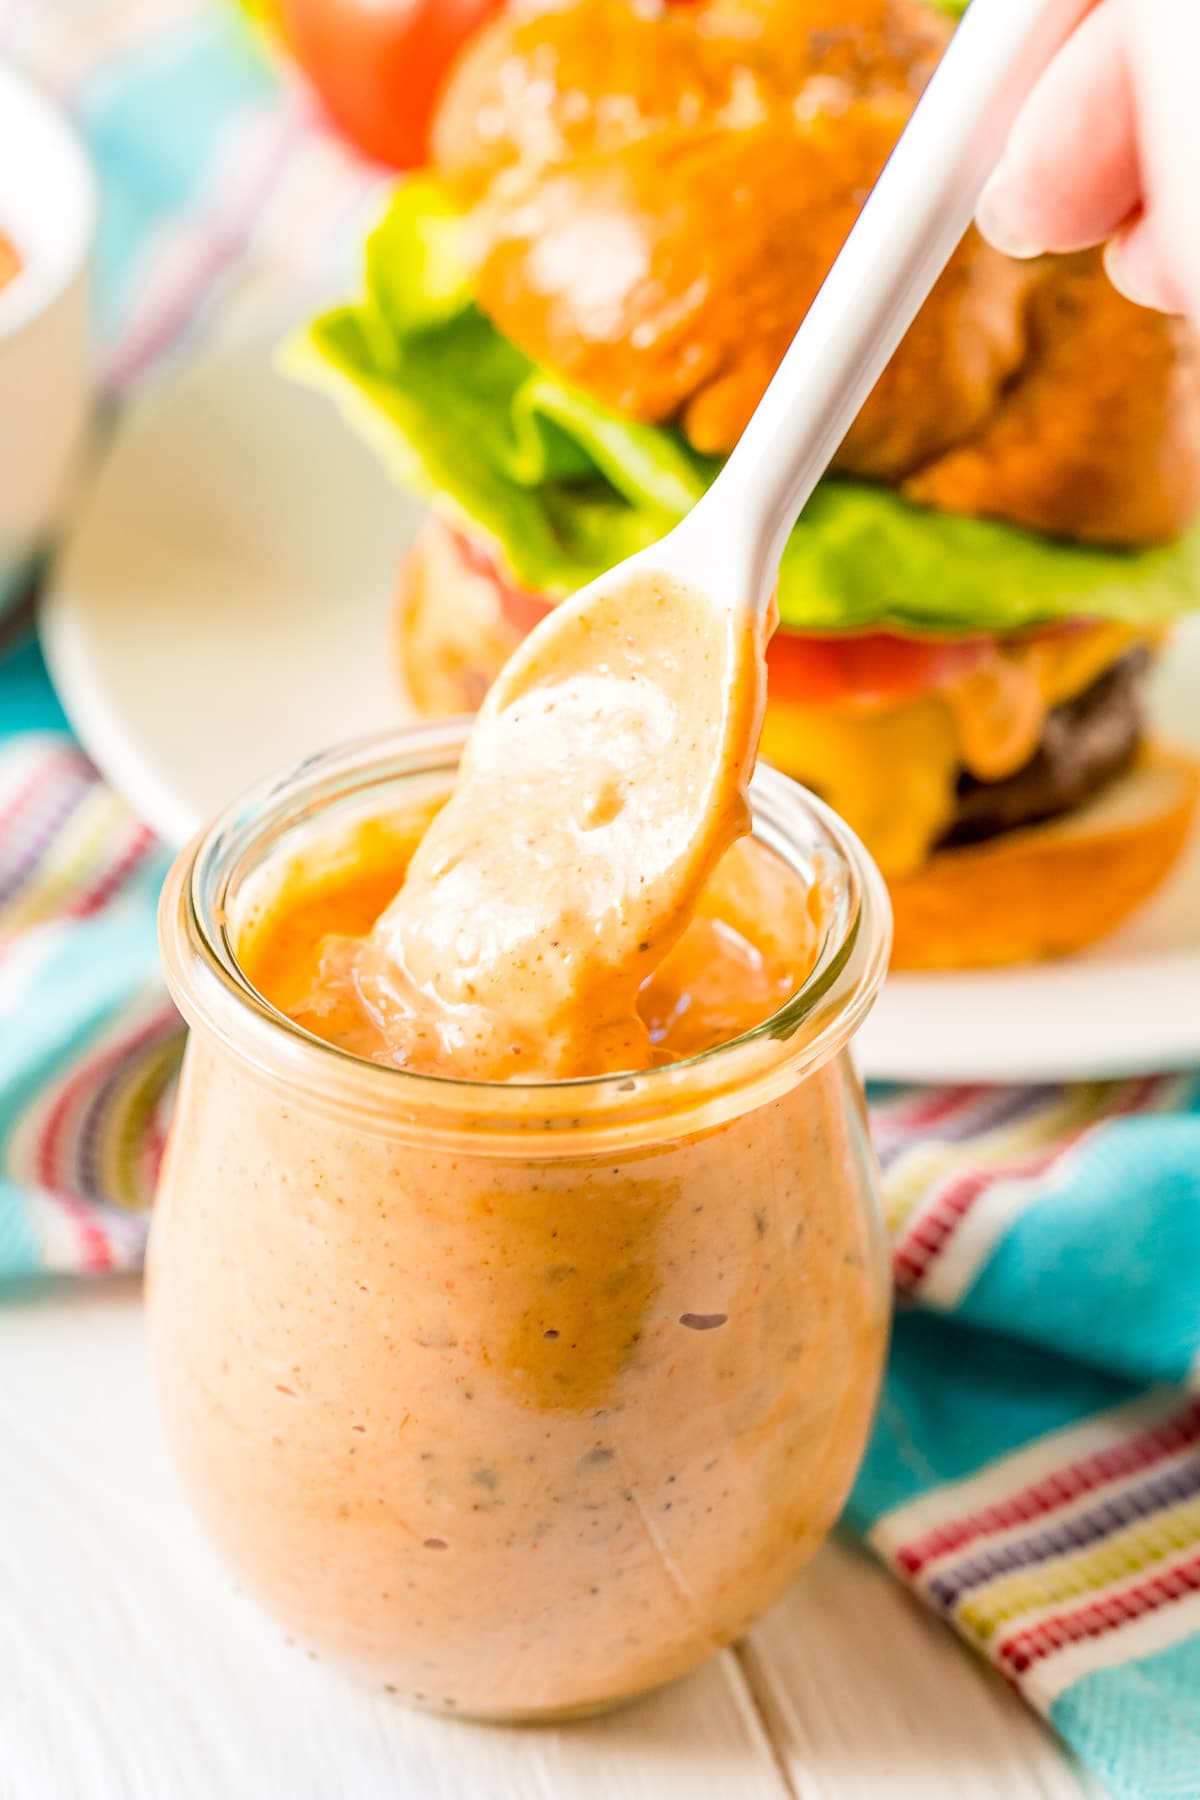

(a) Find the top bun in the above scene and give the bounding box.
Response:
[434,0,1200,547]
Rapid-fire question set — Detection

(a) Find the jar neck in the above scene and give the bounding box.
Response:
[158,725,892,1153]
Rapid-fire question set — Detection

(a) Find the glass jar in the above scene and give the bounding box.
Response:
[149,721,893,1722]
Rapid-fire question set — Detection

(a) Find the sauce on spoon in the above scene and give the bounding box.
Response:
[321,571,769,1081]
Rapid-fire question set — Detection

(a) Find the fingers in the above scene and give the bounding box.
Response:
[975,1,1139,257]
[1105,216,1192,316]
[975,0,1200,321]
[1121,0,1200,319]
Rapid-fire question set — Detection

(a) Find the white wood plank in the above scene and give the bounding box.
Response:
[0,1284,1099,1800]
[742,1538,1105,1799]
[0,1284,786,1800]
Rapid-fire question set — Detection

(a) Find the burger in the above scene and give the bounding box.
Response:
[295,0,1200,969]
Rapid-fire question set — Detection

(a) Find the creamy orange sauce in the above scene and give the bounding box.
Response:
[151,1011,889,1717]
[155,792,887,1718]
[273,572,769,1081]
[240,817,821,1069]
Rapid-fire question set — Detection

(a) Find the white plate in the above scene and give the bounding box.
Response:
[42,331,422,842]
[42,335,1200,1085]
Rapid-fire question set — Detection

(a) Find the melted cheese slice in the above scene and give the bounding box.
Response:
[761,624,1148,878]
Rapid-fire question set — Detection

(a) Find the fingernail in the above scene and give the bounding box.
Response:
[1103,233,1153,310]
[975,183,1045,261]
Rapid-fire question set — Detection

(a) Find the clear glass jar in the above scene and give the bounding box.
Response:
[149,721,893,1722]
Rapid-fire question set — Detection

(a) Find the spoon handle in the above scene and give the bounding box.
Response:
[704,0,1096,615]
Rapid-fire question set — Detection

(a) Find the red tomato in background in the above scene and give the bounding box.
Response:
[765,629,993,707]
[277,0,506,168]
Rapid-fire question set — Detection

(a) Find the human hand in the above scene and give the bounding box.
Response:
[975,0,1200,319]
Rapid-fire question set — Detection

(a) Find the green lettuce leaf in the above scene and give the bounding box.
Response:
[292,179,1200,636]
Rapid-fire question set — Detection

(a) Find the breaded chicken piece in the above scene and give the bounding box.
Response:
[437,0,1200,545]
[905,252,1200,545]
[474,104,1034,476]
[436,0,948,197]
[435,0,750,200]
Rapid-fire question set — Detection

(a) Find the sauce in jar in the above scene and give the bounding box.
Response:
[149,726,892,1720]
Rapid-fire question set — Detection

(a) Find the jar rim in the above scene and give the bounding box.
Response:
[159,720,892,1148]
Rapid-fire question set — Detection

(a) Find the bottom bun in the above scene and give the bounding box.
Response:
[889,748,1199,971]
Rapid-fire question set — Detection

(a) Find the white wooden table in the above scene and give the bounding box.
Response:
[0,1281,1103,1800]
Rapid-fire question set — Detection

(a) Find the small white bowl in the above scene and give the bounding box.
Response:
[0,61,96,611]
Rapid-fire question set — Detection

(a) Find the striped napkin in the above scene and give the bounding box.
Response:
[1,5,1199,1795]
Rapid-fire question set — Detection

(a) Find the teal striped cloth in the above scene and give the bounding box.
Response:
[1,6,1199,1794]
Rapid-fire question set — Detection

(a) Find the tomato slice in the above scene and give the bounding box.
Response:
[442,527,549,638]
[766,629,995,708]
[277,0,506,168]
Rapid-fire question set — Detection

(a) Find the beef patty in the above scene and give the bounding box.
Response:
[939,648,1150,849]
